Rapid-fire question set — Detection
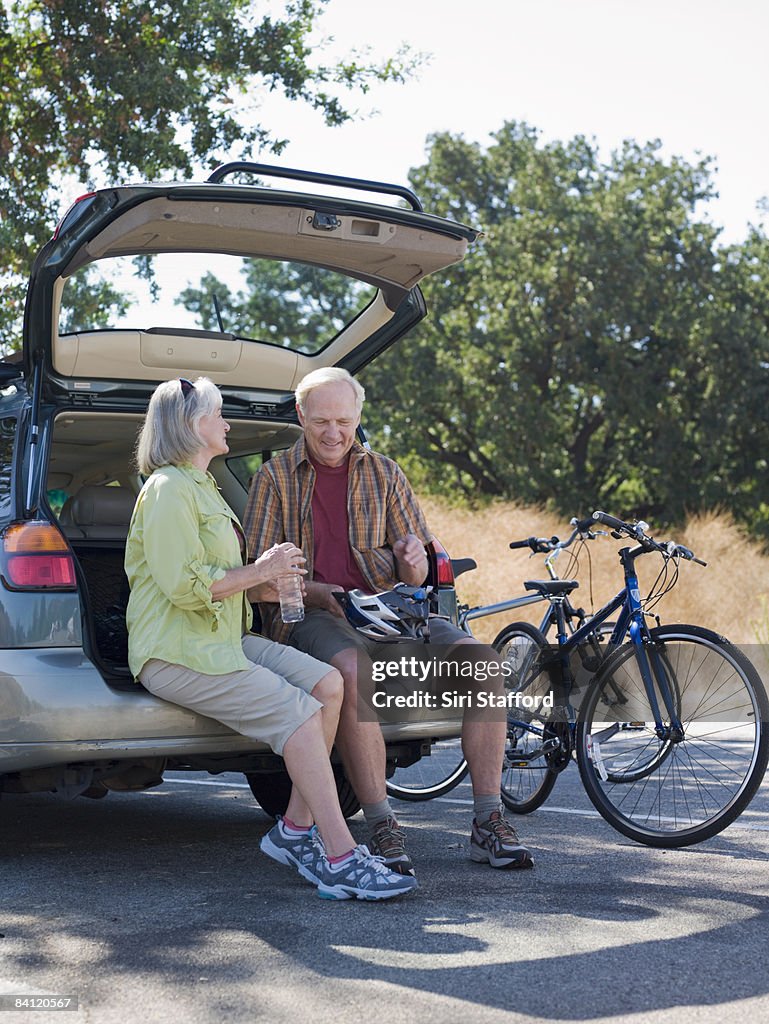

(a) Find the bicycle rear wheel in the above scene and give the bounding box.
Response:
[576,624,769,848]
[386,738,469,801]
[493,621,560,813]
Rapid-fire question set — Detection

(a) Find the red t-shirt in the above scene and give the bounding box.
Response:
[311,458,369,591]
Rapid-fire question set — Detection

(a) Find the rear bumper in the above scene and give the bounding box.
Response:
[0,648,464,774]
[0,647,262,773]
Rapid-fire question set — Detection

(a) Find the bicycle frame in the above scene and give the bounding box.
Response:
[532,544,684,739]
[461,591,546,630]
[457,519,686,770]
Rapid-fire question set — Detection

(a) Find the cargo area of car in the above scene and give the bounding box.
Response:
[46,408,298,679]
[76,545,132,669]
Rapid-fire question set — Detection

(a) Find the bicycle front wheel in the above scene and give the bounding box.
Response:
[386,738,469,801]
[493,621,559,813]
[576,624,769,848]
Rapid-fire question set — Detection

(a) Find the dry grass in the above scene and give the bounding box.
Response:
[420,498,767,646]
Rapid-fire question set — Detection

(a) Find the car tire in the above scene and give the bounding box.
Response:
[245,764,361,820]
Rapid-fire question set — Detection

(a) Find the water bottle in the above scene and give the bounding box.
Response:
[277,573,304,623]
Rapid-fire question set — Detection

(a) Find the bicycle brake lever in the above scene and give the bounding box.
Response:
[573,515,597,533]
[678,544,708,567]
[664,542,707,567]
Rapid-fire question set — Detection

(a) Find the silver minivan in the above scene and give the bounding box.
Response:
[0,163,478,816]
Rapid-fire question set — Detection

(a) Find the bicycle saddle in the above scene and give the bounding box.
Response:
[523,579,579,596]
[451,557,477,579]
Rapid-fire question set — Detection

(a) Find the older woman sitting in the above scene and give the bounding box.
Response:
[124,376,416,901]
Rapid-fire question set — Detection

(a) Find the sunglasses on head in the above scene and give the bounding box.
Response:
[179,378,195,399]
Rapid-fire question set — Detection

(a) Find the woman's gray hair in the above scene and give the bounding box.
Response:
[136,377,223,475]
[295,366,365,415]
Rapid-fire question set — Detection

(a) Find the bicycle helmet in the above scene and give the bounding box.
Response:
[335,584,432,642]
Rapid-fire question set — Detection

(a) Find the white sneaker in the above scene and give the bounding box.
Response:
[260,818,326,885]
[316,845,419,901]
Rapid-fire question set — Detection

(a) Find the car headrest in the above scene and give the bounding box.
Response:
[67,486,136,541]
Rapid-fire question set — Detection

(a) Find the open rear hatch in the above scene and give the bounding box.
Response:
[24,163,479,409]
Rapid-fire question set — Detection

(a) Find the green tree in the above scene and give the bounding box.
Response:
[56,266,131,334]
[691,226,769,534]
[0,0,417,349]
[360,122,769,538]
[179,260,367,352]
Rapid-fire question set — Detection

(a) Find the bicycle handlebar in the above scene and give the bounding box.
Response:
[508,536,558,553]
[591,510,707,566]
[509,516,606,556]
[507,508,707,575]
[592,511,627,533]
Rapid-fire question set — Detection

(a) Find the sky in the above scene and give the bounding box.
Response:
[57,0,768,328]
[254,0,768,245]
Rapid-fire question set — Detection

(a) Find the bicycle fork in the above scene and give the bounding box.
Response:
[621,548,684,741]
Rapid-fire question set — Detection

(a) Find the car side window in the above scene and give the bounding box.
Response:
[0,416,16,519]
[47,489,69,515]
[226,453,265,492]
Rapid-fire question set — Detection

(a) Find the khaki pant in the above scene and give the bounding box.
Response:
[140,633,331,755]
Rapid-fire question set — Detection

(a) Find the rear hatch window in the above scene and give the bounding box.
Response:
[58,253,378,356]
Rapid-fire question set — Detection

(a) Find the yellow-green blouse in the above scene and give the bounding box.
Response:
[125,463,253,679]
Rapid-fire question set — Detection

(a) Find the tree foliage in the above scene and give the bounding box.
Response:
[179,260,367,352]
[0,0,417,347]
[359,123,769,539]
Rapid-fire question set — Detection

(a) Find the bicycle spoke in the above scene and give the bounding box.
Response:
[386,737,468,801]
[494,622,560,813]
[577,626,769,847]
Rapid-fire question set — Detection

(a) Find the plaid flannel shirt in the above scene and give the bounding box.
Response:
[242,436,431,644]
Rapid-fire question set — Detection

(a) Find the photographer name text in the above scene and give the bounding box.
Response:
[371,689,553,711]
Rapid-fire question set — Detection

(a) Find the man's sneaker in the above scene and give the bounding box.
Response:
[368,815,415,876]
[316,845,419,901]
[260,818,326,885]
[470,811,534,869]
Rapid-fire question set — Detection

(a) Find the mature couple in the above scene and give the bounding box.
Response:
[125,368,533,902]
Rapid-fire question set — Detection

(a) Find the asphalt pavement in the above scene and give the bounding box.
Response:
[1,763,768,1024]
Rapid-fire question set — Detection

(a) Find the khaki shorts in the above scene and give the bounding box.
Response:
[139,633,332,756]
[289,608,468,665]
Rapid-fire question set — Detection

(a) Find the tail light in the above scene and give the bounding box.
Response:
[52,192,97,240]
[1,521,77,590]
[426,537,455,587]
